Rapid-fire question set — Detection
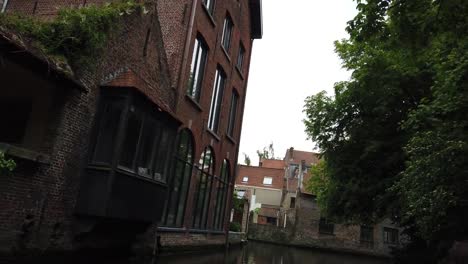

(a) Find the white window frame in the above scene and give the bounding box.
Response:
[263,177,273,185]
[221,16,233,52]
[208,67,225,133]
[1,0,8,13]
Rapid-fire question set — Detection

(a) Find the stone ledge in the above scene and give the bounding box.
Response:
[0,143,51,165]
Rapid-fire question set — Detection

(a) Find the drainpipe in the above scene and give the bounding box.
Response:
[1,0,9,13]
[174,0,198,112]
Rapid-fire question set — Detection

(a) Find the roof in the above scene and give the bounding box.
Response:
[249,0,263,39]
[102,68,180,123]
[236,165,284,190]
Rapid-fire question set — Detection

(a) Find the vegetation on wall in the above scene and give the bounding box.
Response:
[0,1,145,68]
[303,0,467,261]
[305,160,330,216]
[0,151,16,173]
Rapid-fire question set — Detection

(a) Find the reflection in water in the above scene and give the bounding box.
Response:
[156,241,390,264]
[5,241,390,264]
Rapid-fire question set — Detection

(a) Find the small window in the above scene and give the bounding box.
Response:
[383,227,399,244]
[319,218,334,235]
[221,16,233,52]
[263,177,272,185]
[0,98,32,145]
[290,197,296,208]
[119,105,144,169]
[237,43,245,70]
[360,226,374,247]
[266,217,276,225]
[226,90,239,137]
[187,37,208,102]
[242,176,248,182]
[202,0,214,15]
[208,67,226,133]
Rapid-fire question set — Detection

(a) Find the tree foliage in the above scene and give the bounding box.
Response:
[243,153,251,166]
[305,160,331,216]
[303,0,468,255]
[256,142,276,161]
[0,151,15,173]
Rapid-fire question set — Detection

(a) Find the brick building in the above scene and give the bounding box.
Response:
[235,164,284,226]
[237,148,402,256]
[0,0,262,255]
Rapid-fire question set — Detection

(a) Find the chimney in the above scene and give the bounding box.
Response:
[289,147,294,160]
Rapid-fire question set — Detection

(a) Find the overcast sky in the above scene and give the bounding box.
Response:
[239,0,358,165]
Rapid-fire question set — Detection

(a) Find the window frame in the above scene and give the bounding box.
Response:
[88,89,177,184]
[213,159,230,230]
[208,67,226,133]
[161,129,195,228]
[263,177,273,185]
[202,0,215,15]
[360,226,374,247]
[192,147,215,230]
[187,36,209,102]
[383,227,399,245]
[319,217,335,235]
[226,89,239,138]
[221,15,233,52]
[236,43,245,71]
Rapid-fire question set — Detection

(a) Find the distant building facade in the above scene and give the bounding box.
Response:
[236,148,402,256]
[0,0,262,255]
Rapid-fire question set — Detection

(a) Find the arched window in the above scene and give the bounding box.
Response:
[192,147,215,229]
[213,159,230,230]
[161,129,194,227]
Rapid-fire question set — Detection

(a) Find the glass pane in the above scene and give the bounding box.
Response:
[163,129,194,228]
[153,126,175,182]
[136,118,159,177]
[166,159,185,226]
[119,105,143,169]
[187,39,207,101]
[175,162,193,226]
[92,99,123,164]
[227,92,238,137]
[208,69,225,132]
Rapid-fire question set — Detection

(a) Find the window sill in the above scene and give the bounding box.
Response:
[185,94,203,112]
[115,166,168,187]
[0,142,50,164]
[225,134,237,144]
[221,46,231,62]
[188,229,226,235]
[206,129,220,141]
[235,65,245,80]
[157,227,187,233]
[202,4,216,27]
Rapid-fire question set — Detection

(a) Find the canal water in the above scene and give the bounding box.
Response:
[5,241,390,264]
[156,241,390,264]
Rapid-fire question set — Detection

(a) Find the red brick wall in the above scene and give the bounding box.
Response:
[157,0,257,234]
[1,0,260,252]
[0,0,175,253]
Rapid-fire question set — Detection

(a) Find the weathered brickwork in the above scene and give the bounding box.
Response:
[248,193,402,257]
[0,0,261,254]
[0,0,176,254]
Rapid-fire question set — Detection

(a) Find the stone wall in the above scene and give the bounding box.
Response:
[247,194,401,257]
